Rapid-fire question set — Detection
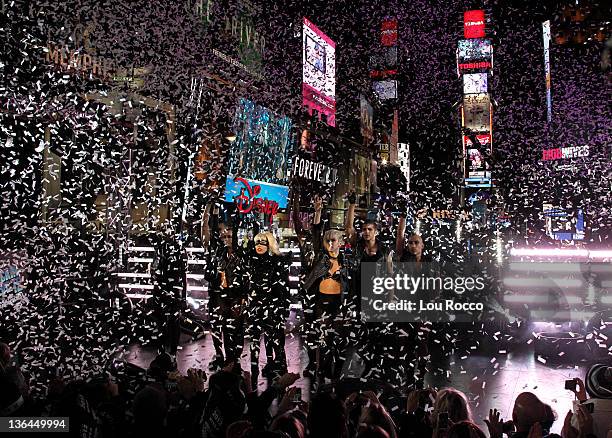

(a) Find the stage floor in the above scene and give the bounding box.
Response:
[120,329,588,435]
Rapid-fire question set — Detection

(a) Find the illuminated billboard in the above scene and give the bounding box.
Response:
[227,98,293,187]
[541,145,589,161]
[543,20,552,123]
[458,39,492,63]
[373,79,397,100]
[225,177,289,210]
[466,148,491,178]
[458,61,492,73]
[464,10,485,39]
[360,95,374,144]
[463,134,491,151]
[381,19,398,46]
[543,204,585,241]
[303,17,336,126]
[463,73,488,94]
[462,94,491,132]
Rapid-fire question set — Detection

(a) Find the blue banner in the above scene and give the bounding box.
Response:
[224,176,289,209]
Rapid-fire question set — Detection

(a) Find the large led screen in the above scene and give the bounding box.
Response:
[543,20,552,123]
[464,10,485,39]
[303,17,336,126]
[226,98,293,187]
[458,39,492,63]
[373,80,397,100]
[224,177,290,209]
[463,73,488,94]
[462,94,491,132]
[360,95,374,144]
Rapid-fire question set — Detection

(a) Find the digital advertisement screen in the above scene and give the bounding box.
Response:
[224,177,289,210]
[227,98,293,186]
[465,177,492,188]
[462,94,491,132]
[464,10,485,39]
[463,73,488,94]
[381,19,398,46]
[373,79,397,100]
[303,17,336,126]
[466,148,491,183]
[360,95,374,144]
[463,134,492,151]
[543,204,585,241]
[467,148,484,172]
[543,20,552,123]
[458,39,492,63]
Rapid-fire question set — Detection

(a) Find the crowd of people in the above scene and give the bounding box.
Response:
[2,340,611,437]
[2,193,611,437]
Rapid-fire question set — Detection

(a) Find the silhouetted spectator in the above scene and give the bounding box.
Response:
[308,392,348,438]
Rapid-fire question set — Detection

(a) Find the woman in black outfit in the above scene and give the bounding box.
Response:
[244,231,290,387]
[202,205,247,370]
[299,195,351,381]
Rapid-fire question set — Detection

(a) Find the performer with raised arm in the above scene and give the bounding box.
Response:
[202,203,247,371]
[344,193,399,384]
[297,194,351,380]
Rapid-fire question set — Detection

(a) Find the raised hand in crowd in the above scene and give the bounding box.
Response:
[347,191,357,205]
[567,378,588,402]
[277,386,302,416]
[177,368,206,401]
[484,408,510,438]
[561,405,595,438]
[275,372,300,390]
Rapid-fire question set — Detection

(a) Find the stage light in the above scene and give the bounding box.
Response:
[503,277,583,288]
[496,231,503,265]
[509,248,589,257]
[510,248,612,260]
[589,250,612,259]
[509,262,583,273]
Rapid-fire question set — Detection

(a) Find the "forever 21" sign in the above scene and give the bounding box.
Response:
[291,156,338,185]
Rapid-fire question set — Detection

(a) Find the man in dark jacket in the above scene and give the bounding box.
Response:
[151,225,186,361]
[344,194,400,386]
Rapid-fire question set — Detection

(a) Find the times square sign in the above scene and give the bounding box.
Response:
[541,145,590,161]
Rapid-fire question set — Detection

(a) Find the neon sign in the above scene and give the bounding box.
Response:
[233,177,279,217]
[458,61,492,71]
[464,10,485,39]
[541,146,589,161]
[224,177,289,222]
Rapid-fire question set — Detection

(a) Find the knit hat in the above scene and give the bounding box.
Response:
[0,374,24,416]
[585,364,612,399]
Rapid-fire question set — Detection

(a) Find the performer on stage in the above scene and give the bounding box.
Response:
[243,232,290,387]
[344,193,397,384]
[298,195,351,380]
[150,224,186,363]
[395,214,435,389]
[202,204,246,371]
